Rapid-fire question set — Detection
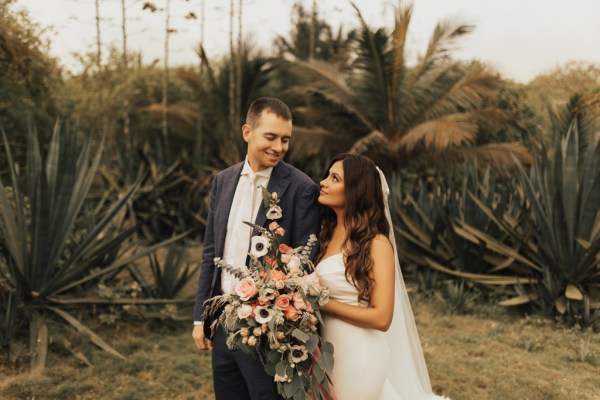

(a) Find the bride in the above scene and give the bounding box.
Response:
[315,153,449,400]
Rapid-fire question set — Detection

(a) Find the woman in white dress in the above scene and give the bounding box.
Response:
[315,154,449,400]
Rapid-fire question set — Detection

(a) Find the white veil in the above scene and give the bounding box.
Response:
[376,167,449,400]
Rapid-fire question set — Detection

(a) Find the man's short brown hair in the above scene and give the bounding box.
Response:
[245,97,292,128]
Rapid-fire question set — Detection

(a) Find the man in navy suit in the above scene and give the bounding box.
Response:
[192,98,320,399]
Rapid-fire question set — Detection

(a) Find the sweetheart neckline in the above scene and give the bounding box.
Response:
[318,252,343,264]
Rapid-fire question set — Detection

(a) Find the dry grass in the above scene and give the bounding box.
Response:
[415,297,600,400]
[1,295,599,400]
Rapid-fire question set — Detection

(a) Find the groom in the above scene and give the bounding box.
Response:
[192,97,320,399]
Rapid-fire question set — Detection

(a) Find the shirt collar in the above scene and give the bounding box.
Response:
[241,156,273,180]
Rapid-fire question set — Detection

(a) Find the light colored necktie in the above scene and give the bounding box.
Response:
[244,174,258,244]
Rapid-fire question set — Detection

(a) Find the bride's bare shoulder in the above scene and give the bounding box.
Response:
[370,234,393,256]
[372,234,392,246]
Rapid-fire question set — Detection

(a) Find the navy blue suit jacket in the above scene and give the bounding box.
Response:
[193,160,320,323]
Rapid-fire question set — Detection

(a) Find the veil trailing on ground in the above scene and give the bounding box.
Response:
[376,167,449,400]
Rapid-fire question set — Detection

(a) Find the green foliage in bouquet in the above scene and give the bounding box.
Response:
[204,188,335,400]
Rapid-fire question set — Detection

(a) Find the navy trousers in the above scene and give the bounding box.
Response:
[212,327,283,400]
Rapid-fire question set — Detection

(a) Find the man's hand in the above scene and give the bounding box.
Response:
[192,324,213,350]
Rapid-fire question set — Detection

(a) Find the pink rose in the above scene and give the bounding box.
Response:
[275,227,285,236]
[275,295,291,311]
[293,292,311,311]
[235,277,258,301]
[269,221,280,231]
[283,305,299,321]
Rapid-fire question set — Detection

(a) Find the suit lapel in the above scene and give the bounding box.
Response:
[254,161,291,231]
[215,163,243,255]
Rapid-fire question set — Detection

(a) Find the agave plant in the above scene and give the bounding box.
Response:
[465,116,600,325]
[277,2,532,170]
[391,164,537,289]
[128,243,198,300]
[0,123,186,370]
[98,151,212,243]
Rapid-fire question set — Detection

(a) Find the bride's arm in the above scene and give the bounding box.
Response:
[320,235,395,332]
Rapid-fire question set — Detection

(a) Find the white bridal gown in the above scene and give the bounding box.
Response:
[316,252,449,400]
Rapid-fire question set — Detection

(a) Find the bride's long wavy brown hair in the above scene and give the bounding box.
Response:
[316,154,390,304]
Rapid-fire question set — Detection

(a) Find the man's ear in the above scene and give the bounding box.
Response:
[242,124,252,142]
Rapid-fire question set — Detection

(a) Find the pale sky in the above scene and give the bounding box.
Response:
[15,0,600,83]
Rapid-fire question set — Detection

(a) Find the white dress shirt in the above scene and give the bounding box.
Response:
[220,158,272,294]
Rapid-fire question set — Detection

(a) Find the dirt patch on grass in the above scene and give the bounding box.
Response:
[1,296,599,399]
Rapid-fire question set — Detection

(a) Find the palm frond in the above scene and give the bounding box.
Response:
[348,131,397,170]
[446,142,533,167]
[277,59,374,131]
[398,113,479,152]
[351,2,394,134]
[469,108,513,133]
[287,126,347,161]
[421,64,501,120]
[397,62,459,132]
[391,4,413,93]
[412,19,475,80]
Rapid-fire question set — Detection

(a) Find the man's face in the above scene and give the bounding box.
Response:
[243,110,292,171]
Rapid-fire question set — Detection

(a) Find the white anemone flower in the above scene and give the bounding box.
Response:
[266,205,283,220]
[250,236,270,258]
[254,305,273,324]
[290,344,309,363]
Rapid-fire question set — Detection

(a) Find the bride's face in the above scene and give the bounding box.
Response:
[319,160,345,209]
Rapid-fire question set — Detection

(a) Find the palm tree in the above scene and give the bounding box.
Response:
[278,3,532,171]
[175,42,273,168]
[274,2,356,69]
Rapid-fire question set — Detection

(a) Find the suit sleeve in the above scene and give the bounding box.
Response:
[291,182,321,260]
[193,175,218,321]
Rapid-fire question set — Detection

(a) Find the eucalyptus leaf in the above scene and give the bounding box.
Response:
[276,360,288,377]
[292,328,309,343]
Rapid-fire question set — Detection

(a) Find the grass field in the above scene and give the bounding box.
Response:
[1,294,599,400]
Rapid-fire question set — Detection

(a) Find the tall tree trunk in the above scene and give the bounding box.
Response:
[236,0,243,130]
[308,0,316,60]
[199,0,205,75]
[95,0,107,133]
[162,0,171,163]
[95,0,102,70]
[195,0,205,164]
[121,0,130,139]
[228,0,235,137]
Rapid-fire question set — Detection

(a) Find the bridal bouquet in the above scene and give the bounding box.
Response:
[203,188,335,400]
